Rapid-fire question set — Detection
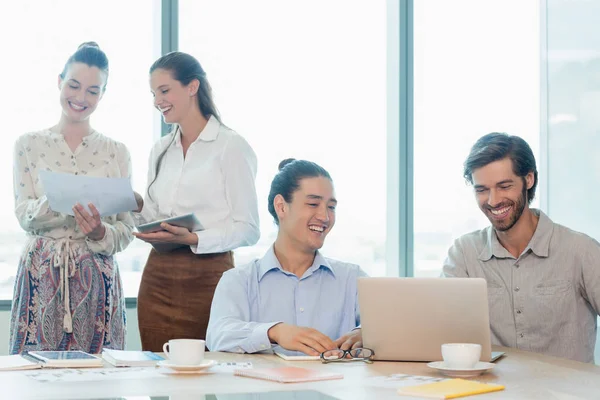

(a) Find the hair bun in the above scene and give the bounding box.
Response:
[78,41,100,50]
[278,158,296,171]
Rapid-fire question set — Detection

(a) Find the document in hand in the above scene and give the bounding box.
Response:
[39,170,137,217]
[397,378,505,399]
[234,366,343,383]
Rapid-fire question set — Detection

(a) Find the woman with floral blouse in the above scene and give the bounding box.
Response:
[10,42,134,354]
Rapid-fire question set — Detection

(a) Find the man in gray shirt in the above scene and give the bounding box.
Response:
[443,132,600,363]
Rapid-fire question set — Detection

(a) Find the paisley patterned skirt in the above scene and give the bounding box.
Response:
[9,237,125,354]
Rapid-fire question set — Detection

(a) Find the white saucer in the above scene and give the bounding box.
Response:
[427,361,495,378]
[157,359,217,372]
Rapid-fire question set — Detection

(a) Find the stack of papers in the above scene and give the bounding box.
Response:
[102,349,164,367]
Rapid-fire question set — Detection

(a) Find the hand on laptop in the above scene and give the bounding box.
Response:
[334,328,362,350]
[268,323,337,356]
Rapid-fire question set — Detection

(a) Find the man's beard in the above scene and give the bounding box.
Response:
[486,185,527,232]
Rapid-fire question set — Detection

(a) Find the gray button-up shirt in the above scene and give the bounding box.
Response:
[443,209,600,363]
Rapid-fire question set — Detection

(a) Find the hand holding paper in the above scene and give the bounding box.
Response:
[39,170,137,217]
[73,203,105,240]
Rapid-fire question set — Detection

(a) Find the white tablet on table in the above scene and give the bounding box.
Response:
[27,350,102,368]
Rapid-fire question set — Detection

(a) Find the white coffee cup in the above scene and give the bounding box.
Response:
[163,339,205,365]
[441,343,481,369]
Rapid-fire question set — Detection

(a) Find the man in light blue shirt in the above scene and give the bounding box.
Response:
[206,159,367,355]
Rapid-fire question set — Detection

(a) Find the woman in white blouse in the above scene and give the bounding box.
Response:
[10,42,134,354]
[133,52,259,351]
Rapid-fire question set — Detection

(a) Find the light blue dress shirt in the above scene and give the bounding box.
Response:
[206,246,367,353]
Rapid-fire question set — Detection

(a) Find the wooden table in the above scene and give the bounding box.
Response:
[4,346,600,399]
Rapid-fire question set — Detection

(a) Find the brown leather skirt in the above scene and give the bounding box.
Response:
[137,247,234,351]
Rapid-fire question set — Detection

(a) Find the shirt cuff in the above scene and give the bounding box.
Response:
[190,230,223,254]
[246,322,281,353]
[85,223,110,254]
[131,211,147,227]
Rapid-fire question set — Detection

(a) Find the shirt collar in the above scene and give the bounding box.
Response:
[258,245,336,281]
[478,208,554,261]
[173,115,220,147]
[46,128,99,144]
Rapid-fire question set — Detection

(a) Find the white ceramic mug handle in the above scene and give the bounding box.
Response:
[163,342,170,358]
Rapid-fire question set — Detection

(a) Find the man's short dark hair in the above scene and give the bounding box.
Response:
[463,133,538,204]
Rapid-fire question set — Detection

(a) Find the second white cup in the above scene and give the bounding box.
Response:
[441,343,481,369]
[163,338,205,365]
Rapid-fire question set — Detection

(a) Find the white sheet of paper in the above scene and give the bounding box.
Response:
[210,361,253,373]
[274,352,320,361]
[24,367,165,383]
[39,170,137,217]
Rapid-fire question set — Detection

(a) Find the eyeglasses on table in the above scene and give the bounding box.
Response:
[320,347,375,364]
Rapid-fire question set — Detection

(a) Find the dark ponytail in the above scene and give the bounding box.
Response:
[267,159,332,225]
[147,52,220,200]
[150,51,220,122]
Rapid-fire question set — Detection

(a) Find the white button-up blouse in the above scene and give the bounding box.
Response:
[139,116,260,254]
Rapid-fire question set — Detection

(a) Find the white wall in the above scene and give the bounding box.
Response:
[0,306,141,355]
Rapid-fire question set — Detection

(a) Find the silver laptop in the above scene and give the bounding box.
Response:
[358,277,492,362]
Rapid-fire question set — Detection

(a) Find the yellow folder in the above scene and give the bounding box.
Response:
[397,378,505,399]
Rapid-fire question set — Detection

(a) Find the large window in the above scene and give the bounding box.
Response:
[179,0,388,276]
[0,1,160,298]
[1,1,553,301]
[545,0,600,240]
[413,0,541,277]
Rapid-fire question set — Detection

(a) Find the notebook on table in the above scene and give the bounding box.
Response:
[275,351,320,361]
[397,378,505,399]
[26,350,103,368]
[102,349,164,367]
[0,355,43,371]
[234,366,343,383]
